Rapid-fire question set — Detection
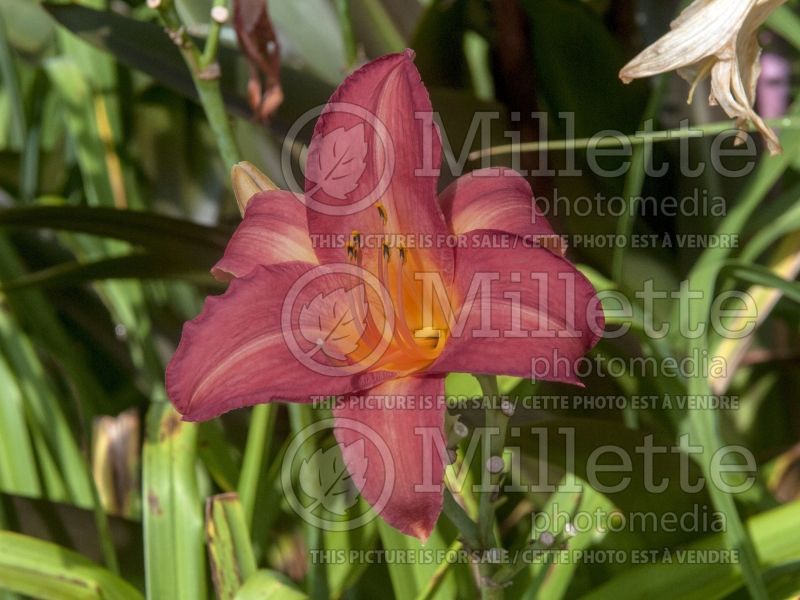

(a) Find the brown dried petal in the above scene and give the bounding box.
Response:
[233,0,283,121]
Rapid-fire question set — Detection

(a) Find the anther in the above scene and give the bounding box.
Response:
[346,243,357,262]
[351,230,361,247]
[376,203,387,224]
[398,245,407,264]
[382,242,391,262]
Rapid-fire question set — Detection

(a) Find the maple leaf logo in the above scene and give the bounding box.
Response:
[306,123,369,199]
[298,440,368,516]
[298,284,368,360]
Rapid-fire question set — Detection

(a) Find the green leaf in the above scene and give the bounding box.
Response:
[1,492,145,585]
[767,5,800,52]
[323,519,379,598]
[411,0,470,90]
[235,570,308,600]
[0,0,54,56]
[349,0,406,56]
[514,418,710,548]
[206,493,258,600]
[0,531,142,600]
[378,520,458,599]
[142,401,206,599]
[584,500,800,599]
[0,252,217,291]
[0,310,94,506]
[521,0,646,138]
[237,404,279,529]
[722,260,800,305]
[674,113,800,600]
[42,3,335,126]
[270,0,346,84]
[298,442,365,516]
[43,2,251,118]
[198,421,242,493]
[740,194,800,263]
[0,356,40,496]
[0,205,229,256]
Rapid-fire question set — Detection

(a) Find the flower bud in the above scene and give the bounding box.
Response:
[231,161,278,216]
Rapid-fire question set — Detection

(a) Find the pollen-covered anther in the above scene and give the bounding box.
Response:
[398,245,407,264]
[382,242,391,262]
[376,203,388,225]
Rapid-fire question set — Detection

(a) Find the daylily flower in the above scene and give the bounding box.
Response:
[167,50,603,540]
[619,0,787,155]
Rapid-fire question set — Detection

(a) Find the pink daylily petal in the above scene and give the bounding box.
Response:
[304,50,453,280]
[333,374,447,541]
[438,167,565,256]
[212,191,319,282]
[428,237,604,383]
[167,262,390,421]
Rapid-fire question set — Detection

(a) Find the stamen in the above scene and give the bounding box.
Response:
[688,61,713,104]
[392,245,422,351]
[376,203,388,224]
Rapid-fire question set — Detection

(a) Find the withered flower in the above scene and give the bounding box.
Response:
[620,0,787,154]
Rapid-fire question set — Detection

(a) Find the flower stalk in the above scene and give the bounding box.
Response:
[469,115,800,160]
[151,0,241,168]
[475,374,510,599]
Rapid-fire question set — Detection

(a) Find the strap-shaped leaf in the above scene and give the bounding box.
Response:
[0,531,142,600]
[0,252,219,291]
[143,402,206,599]
[42,3,335,128]
[206,493,257,600]
[43,2,251,118]
[723,260,800,305]
[0,205,229,256]
[235,570,308,600]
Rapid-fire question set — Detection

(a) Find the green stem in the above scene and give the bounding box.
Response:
[359,0,405,53]
[88,467,120,575]
[415,538,463,600]
[469,115,800,160]
[612,74,667,283]
[288,404,328,600]
[334,0,357,67]
[154,0,241,169]
[194,79,241,168]
[237,403,278,527]
[474,375,509,600]
[199,0,227,70]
